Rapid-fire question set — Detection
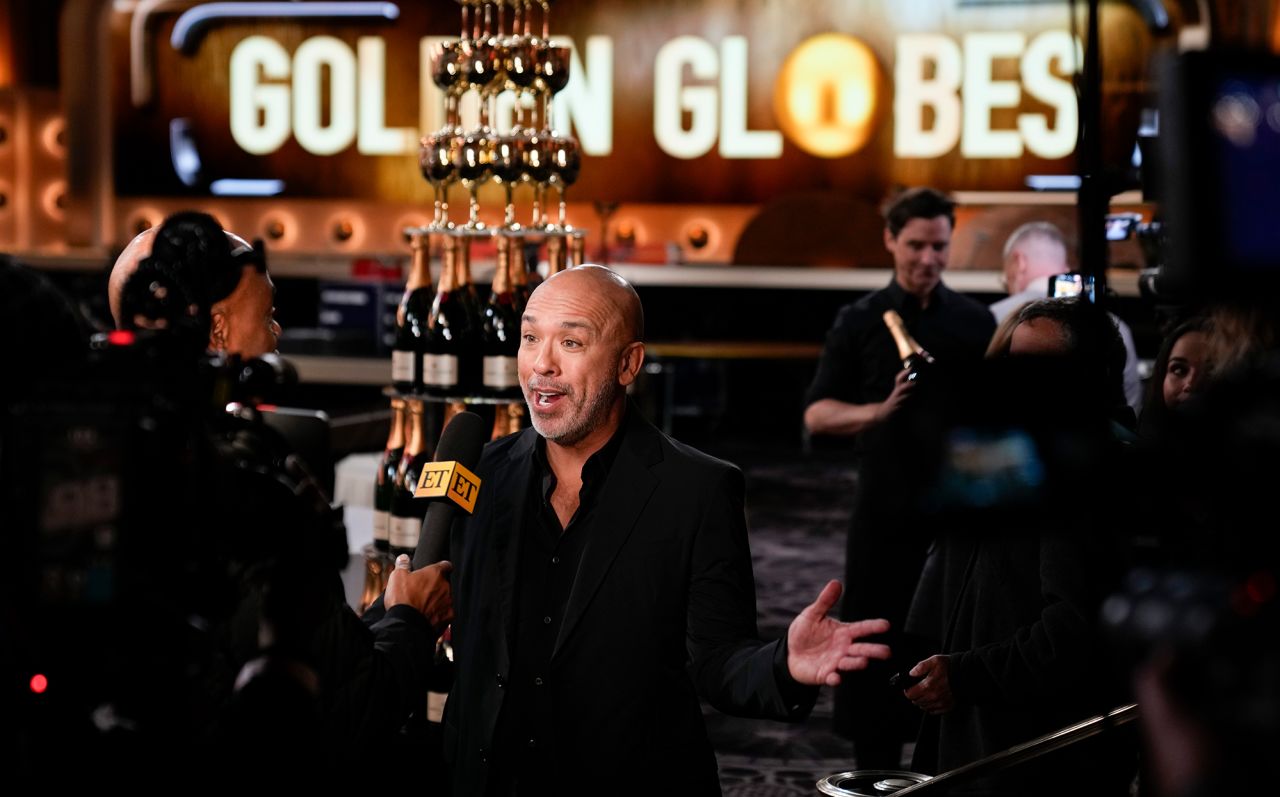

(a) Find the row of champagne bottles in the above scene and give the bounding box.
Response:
[372,397,525,560]
[392,230,578,399]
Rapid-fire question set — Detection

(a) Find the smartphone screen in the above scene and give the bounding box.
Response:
[1049,273,1096,303]
[1105,213,1143,241]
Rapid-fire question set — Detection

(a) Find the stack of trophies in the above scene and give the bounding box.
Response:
[364,0,586,608]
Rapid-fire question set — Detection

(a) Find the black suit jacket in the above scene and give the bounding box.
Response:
[443,409,816,795]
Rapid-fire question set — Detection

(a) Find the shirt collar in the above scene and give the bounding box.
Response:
[532,405,629,492]
[886,276,949,312]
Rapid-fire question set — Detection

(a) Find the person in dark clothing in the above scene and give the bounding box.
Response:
[445,265,894,796]
[901,344,1139,795]
[1000,297,1139,438]
[1124,343,1280,797]
[805,187,996,769]
[0,254,87,406]
[120,213,457,758]
[3,222,454,781]
[803,187,995,446]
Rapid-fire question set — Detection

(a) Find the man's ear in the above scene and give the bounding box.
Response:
[617,342,646,387]
[208,305,229,352]
[1009,250,1028,288]
[883,227,895,254]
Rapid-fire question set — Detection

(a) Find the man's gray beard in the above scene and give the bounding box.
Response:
[531,379,623,446]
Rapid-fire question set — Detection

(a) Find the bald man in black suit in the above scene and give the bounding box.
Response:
[444,265,893,795]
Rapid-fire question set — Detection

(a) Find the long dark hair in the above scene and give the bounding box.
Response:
[1138,316,1211,439]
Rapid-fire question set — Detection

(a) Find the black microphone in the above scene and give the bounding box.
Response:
[412,410,487,569]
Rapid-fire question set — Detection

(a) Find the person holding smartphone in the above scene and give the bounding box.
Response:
[990,222,1143,414]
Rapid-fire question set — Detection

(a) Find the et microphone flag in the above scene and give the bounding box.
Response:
[412,410,486,569]
[415,459,481,514]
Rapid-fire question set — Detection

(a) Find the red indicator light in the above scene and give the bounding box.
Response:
[107,330,136,346]
[30,674,48,694]
[1246,571,1276,605]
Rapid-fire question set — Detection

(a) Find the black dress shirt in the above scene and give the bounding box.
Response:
[487,423,626,795]
[804,278,995,448]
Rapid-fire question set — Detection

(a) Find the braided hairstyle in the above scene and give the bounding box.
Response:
[119,212,245,343]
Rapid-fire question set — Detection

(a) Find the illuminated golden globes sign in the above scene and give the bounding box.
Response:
[894,31,1080,159]
[108,0,1155,203]
[229,35,415,157]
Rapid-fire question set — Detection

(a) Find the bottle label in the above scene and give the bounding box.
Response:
[391,350,414,383]
[423,353,459,388]
[483,356,519,389]
[373,510,390,543]
[390,515,421,549]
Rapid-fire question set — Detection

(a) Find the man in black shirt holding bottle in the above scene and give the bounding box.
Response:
[804,187,995,771]
[804,187,995,443]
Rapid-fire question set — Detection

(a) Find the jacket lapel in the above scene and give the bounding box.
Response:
[490,427,537,670]
[552,411,662,658]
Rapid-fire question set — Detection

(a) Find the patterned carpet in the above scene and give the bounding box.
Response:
[703,453,875,796]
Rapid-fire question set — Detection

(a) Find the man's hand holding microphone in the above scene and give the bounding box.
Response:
[375,410,486,630]
[386,555,454,630]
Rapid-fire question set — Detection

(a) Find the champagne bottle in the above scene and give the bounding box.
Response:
[482,235,522,398]
[423,237,461,396]
[882,309,936,382]
[453,238,484,394]
[426,624,455,723]
[393,232,434,394]
[510,234,531,307]
[373,397,407,553]
[546,234,568,276]
[390,399,431,559]
[568,233,586,268]
[521,238,542,299]
[424,236,481,396]
[442,400,468,430]
[490,401,526,441]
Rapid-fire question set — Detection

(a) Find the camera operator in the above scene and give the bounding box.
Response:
[6,213,452,780]
[127,212,455,758]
